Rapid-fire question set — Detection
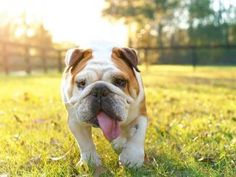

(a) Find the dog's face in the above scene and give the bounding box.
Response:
[62,45,145,141]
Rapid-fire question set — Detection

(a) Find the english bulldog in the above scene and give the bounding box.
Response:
[61,43,148,168]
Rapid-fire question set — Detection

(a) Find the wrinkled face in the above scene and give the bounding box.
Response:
[62,46,143,141]
[73,69,131,126]
[64,47,140,127]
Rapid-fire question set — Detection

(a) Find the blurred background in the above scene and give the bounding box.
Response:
[0,0,236,73]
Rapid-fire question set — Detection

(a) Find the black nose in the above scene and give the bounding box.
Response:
[91,84,110,97]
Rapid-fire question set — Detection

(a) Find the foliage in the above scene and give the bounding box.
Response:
[0,13,53,47]
[103,0,236,65]
[188,0,214,21]
[0,65,236,176]
[103,0,181,47]
[103,0,236,45]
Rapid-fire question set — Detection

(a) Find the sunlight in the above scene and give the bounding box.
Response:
[0,0,128,45]
[14,27,24,37]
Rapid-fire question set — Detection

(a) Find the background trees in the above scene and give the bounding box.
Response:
[0,13,53,47]
[103,0,236,65]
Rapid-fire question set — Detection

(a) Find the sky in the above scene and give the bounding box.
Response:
[1,0,235,46]
[0,0,128,45]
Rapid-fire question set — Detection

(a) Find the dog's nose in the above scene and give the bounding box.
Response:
[91,84,110,97]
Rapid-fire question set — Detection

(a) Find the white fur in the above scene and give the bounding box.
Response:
[62,43,147,167]
[119,116,148,167]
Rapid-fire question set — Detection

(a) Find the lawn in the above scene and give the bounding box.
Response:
[0,65,236,177]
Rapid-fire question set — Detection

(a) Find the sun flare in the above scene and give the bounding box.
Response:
[0,0,128,45]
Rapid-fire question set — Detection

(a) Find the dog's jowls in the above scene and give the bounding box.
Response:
[61,43,148,168]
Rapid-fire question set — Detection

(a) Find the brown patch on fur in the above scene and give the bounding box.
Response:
[63,49,93,98]
[114,47,140,72]
[69,49,93,82]
[111,48,139,97]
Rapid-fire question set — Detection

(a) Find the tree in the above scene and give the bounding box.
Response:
[103,0,181,47]
[103,0,181,64]
[103,0,236,65]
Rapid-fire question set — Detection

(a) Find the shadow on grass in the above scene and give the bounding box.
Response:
[128,153,205,177]
[70,154,204,177]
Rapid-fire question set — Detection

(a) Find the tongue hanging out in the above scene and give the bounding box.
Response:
[97,112,121,141]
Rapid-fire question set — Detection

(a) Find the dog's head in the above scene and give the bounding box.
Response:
[62,45,146,141]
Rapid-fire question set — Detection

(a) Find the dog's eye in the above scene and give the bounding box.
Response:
[113,78,127,88]
[76,79,86,88]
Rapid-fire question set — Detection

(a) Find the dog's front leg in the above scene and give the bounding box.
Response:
[68,118,101,166]
[119,116,148,168]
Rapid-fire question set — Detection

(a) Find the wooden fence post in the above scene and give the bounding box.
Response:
[2,43,9,75]
[25,45,31,74]
[144,48,149,71]
[191,47,197,70]
[57,50,63,73]
[41,48,47,73]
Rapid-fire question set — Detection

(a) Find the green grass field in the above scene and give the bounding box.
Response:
[0,65,236,177]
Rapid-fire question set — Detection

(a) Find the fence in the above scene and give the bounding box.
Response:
[136,44,236,68]
[0,41,68,74]
[1,41,236,74]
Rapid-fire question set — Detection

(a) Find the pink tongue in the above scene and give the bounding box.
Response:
[97,112,120,141]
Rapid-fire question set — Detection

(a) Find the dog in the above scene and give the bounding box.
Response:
[61,42,148,168]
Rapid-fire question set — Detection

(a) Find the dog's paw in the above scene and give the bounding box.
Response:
[77,151,101,167]
[111,137,127,153]
[119,145,144,168]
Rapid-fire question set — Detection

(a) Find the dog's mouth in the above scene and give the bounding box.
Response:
[89,111,121,141]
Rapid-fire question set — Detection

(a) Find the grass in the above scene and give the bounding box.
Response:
[0,65,236,177]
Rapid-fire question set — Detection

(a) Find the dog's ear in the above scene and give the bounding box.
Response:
[64,48,92,68]
[112,47,140,72]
